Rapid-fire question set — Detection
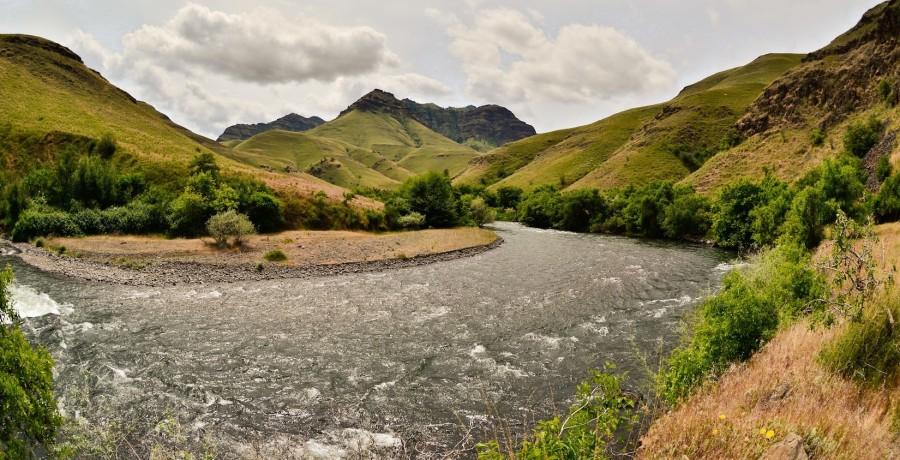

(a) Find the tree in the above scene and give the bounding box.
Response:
[712,179,764,251]
[468,197,495,227]
[517,186,561,229]
[0,266,61,457]
[556,189,605,232]
[662,185,712,240]
[167,191,209,237]
[206,211,256,247]
[400,172,459,228]
[843,116,883,157]
[495,186,523,210]
[189,152,220,179]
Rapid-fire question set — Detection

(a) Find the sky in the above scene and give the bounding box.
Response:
[1,0,884,138]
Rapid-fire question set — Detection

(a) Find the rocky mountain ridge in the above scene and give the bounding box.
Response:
[217,113,326,142]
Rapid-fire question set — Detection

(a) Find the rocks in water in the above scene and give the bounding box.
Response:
[760,433,809,460]
[217,113,325,142]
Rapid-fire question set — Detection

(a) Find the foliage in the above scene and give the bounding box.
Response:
[809,128,826,146]
[396,172,460,228]
[396,212,426,229]
[495,186,524,210]
[468,197,495,227]
[873,172,900,223]
[94,133,117,159]
[878,79,897,106]
[712,179,764,251]
[11,203,82,242]
[820,292,900,385]
[477,366,637,460]
[166,191,209,238]
[263,249,287,262]
[517,186,562,229]
[843,116,883,157]
[662,185,713,240]
[0,266,61,458]
[876,155,892,183]
[206,211,255,248]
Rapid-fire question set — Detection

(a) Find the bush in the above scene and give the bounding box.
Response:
[876,155,892,183]
[556,189,605,232]
[879,79,897,106]
[874,173,900,222]
[467,197,495,227]
[167,191,210,237]
[396,212,426,229]
[399,173,460,228]
[843,116,883,157]
[263,249,287,262]
[810,128,826,146]
[0,266,61,457]
[206,211,255,247]
[11,206,82,242]
[495,186,523,209]
[662,185,712,239]
[477,366,636,460]
[712,180,764,251]
[93,133,117,159]
[517,186,561,229]
[820,293,900,385]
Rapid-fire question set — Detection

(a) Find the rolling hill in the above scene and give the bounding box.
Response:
[217,113,325,143]
[228,90,515,190]
[0,34,371,206]
[456,53,803,192]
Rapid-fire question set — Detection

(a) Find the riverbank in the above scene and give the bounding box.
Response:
[8,227,501,286]
[638,222,900,459]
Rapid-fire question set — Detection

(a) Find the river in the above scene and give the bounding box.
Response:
[5,222,732,458]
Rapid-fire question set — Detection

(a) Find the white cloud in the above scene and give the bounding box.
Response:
[435,7,676,105]
[66,3,451,137]
[120,3,396,84]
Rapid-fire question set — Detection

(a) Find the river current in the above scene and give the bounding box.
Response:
[5,222,732,458]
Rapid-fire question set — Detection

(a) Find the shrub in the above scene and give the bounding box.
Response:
[495,186,523,209]
[240,191,283,233]
[555,189,605,232]
[820,292,900,385]
[874,173,900,222]
[400,173,460,228]
[94,133,117,159]
[876,155,892,183]
[810,128,826,146]
[0,266,62,457]
[477,366,636,460]
[167,191,210,237]
[712,179,764,251]
[662,185,712,239]
[843,116,883,157]
[189,152,220,179]
[11,206,82,242]
[621,181,674,237]
[879,79,897,106]
[396,212,426,229]
[263,249,287,262]
[517,186,562,229]
[467,197,495,227]
[206,211,255,247]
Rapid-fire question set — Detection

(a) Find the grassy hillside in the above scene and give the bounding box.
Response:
[232,110,482,190]
[457,53,802,192]
[0,34,367,206]
[570,53,804,190]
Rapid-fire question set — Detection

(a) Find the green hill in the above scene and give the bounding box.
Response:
[231,107,483,190]
[456,53,803,192]
[0,34,362,204]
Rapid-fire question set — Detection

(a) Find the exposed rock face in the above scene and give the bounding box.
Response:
[340,89,536,147]
[759,433,809,460]
[738,0,900,136]
[217,113,325,142]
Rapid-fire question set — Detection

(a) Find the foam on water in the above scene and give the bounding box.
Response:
[10,283,70,319]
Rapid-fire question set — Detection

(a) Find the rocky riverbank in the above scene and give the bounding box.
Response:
[3,233,502,287]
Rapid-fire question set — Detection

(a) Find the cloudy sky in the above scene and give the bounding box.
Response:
[2,0,883,138]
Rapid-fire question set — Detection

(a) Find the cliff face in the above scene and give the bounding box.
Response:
[340,89,536,147]
[217,113,325,142]
[737,0,900,136]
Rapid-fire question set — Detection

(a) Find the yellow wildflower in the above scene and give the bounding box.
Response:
[718,414,726,421]
[759,427,766,436]
[766,430,775,440]
[712,428,719,435]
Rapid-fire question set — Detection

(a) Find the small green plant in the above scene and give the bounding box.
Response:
[263,249,287,262]
[876,156,893,183]
[477,366,637,460]
[206,210,256,248]
[396,252,409,260]
[93,133,117,159]
[878,79,897,106]
[33,238,45,248]
[396,212,426,229]
[810,128,826,146]
[256,262,264,272]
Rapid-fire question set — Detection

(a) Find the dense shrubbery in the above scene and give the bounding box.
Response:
[820,292,900,385]
[843,116,883,157]
[874,172,900,222]
[0,266,61,457]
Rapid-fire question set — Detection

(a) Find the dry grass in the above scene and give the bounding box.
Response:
[639,322,898,459]
[640,223,900,459]
[44,227,497,268]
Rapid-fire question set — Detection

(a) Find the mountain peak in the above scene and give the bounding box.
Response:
[217,113,325,142]
[339,89,536,147]
[808,0,900,60]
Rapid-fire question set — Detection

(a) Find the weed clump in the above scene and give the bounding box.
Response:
[263,249,287,262]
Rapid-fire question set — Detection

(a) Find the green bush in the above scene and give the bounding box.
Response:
[820,293,900,385]
[399,172,460,228]
[874,173,900,223]
[0,266,61,457]
[263,249,287,262]
[556,189,606,232]
[467,197,495,227]
[166,191,210,237]
[878,79,897,106]
[843,116,883,157]
[495,186,523,209]
[11,206,82,242]
[477,366,636,460]
[396,212,426,229]
[517,186,562,229]
[206,211,255,247]
[810,128,826,146]
[662,185,712,239]
[876,156,892,183]
[93,133,117,159]
[712,179,764,251]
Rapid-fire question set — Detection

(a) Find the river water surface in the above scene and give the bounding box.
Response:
[6,222,731,458]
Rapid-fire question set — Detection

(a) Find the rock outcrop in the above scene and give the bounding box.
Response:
[340,89,536,148]
[737,0,900,136]
[217,113,325,142]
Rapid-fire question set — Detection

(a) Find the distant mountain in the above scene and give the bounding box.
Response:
[341,89,536,149]
[217,113,325,143]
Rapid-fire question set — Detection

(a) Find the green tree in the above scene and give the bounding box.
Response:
[662,185,712,240]
[400,172,460,228]
[189,152,220,179]
[167,191,210,237]
[517,186,561,229]
[843,116,883,157]
[712,179,764,251]
[0,266,61,458]
[468,197,495,227]
[556,189,605,232]
[495,186,523,210]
